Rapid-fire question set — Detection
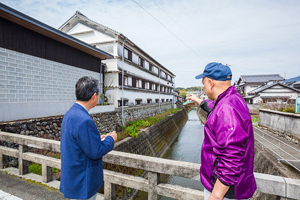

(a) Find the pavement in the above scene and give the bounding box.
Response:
[0,170,64,200]
[0,168,105,200]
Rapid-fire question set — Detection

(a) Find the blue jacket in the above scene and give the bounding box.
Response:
[60,103,115,199]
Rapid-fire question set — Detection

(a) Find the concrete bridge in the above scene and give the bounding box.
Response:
[1,131,300,200]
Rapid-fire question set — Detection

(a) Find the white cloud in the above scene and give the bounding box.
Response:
[2,0,300,87]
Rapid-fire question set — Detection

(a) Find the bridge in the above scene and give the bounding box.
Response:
[1,130,300,200]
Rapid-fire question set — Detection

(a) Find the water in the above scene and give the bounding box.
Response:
[134,110,205,199]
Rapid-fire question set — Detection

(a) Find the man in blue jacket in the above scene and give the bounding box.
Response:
[60,76,117,200]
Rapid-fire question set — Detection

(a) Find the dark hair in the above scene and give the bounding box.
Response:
[76,76,99,101]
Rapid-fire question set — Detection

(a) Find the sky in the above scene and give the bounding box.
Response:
[1,0,300,88]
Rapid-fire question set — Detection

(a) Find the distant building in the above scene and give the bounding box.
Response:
[59,11,175,108]
[0,3,112,122]
[245,82,300,104]
[283,76,300,86]
[235,74,284,97]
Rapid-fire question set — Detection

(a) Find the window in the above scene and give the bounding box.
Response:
[124,76,128,86]
[162,99,164,102]
[132,77,136,87]
[139,57,144,67]
[124,48,132,61]
[118,74,128,86]
[155,99,159,103]
[149,64,153,72]
[166,99,169,102]
[135,99,142,105]
[118,73,122,86]
[170,99,172,102]
[147,99,152,104]
[128,49,132,61]
[142,81,145,89]
[118,99,128,107]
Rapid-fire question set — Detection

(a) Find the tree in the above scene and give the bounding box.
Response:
[179,89,187,101]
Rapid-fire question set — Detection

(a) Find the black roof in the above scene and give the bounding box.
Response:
[0,2,113,60]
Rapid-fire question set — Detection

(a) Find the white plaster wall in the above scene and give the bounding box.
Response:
[117,60,171,86]
[67,23,115,44]
[67,23,93,34]
[0,47,100,122]
[96,43,116,56]
[117,90,173,105]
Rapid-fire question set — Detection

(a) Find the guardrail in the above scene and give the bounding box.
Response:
[1,131,300,199]
[254,127,300,173]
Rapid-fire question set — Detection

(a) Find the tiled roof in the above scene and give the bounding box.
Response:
[248,82,300,94]
[240,74,284,83]
[283,76,300,84]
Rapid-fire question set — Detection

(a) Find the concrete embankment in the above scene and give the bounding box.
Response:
[103,107,189,199]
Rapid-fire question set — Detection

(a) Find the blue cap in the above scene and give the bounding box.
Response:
[195,62,232,81]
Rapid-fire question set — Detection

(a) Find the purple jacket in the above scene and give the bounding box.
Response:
[200,86,256,199]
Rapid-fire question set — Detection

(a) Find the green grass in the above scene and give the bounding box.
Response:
[121,108,180,138]
[28,163,60,175]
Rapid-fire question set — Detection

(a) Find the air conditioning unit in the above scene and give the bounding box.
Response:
[105,95,113,104]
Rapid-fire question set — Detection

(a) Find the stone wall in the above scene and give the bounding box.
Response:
[113,106,188,157]
[0,102,174,140]
[259,108,300,139]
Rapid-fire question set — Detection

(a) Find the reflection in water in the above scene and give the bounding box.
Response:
[134,110,205,200]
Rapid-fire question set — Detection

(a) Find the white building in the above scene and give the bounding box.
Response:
[0,4,112,122]
[235,74,284,97]
[245,82,300,104]
[59,12,176,108]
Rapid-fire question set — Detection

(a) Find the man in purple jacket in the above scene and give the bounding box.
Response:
[187,62,256,200]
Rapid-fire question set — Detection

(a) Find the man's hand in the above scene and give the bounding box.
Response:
[101,135,107,140]
[108,131,117,142]
[186,94,202,105]
[208,179,229,200]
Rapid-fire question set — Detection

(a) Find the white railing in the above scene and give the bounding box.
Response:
[254,126,300,173]
[1,131,300,199]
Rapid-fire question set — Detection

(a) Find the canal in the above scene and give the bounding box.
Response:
[135,109,205,199]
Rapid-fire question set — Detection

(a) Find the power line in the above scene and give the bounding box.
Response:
[131,0,207,63]
[150,0,223,63]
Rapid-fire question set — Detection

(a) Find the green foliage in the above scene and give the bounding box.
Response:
[179,89,187,100]
[124,108,180,138]
[53,154,60,159]
[29,163,42,175]
[279,107,295,113]
[29,163,60,175]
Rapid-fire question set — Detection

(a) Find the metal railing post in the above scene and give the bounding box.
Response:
[262,131,264,150]
[278,141,281,163]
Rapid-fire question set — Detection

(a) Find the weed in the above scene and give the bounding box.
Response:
[29,163,60,175]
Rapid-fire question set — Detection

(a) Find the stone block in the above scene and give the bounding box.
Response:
[254,172,285,196]
[285,177,300,199]
[6,76,16,81]
[6,66,16,72]
[0,52,8,57]
[6,57,15,63]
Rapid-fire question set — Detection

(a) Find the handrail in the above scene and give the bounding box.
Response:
[1,131,300,199]
[254,127,300,173]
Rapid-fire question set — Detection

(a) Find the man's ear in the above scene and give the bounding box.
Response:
[208,79,215,90]
[92,93,97,101]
